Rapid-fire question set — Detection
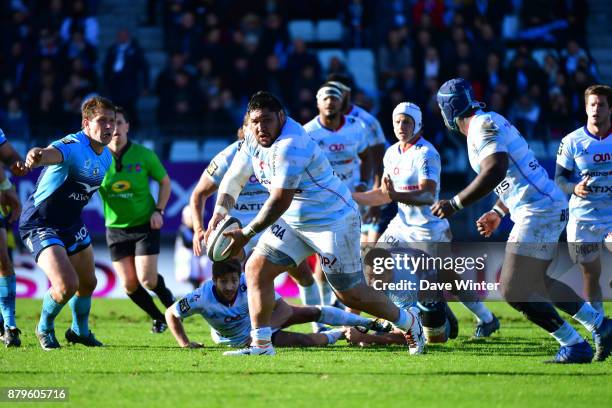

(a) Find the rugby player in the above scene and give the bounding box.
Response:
[432,78,611,363]
[165,259,388,349]
[353,102,499,338]
[206,91,425,356]
[555,84,612,315]
[19,96,115,350]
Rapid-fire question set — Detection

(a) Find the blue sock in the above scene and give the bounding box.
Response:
[69,295,91,336]
[38,290,66,333]
[0,275,17,328]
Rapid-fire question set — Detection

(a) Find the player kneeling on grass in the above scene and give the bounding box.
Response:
[165,260,388,350]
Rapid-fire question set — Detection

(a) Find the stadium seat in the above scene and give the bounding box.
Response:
[288,20,315,42]
[504,49,517,67]
[316,20,343,42]
[347,49,375,70]
[502,15,519,39]
[348,63,377,96]
[317,49,346,73]
[169,140,201,162]
[202,138,231,162]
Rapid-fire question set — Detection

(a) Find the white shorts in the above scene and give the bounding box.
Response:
[506,208,567,260]
[566,218,612,263]
[378,217,452,257]
[254,213,363,280]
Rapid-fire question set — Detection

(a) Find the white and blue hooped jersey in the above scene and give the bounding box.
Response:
[348,104,386,147]
[172,275,280,347]
[303,115,369,190]
[557,126,612,223]
[20,131,112,229]
[466,110,566,219]
[383,137,449,231]
[234,117,358,228]
[205,140,269,226]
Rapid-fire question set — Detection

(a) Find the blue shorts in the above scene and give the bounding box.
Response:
[19,223,91,262]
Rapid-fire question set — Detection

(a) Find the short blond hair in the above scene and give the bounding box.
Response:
[81,95,116,121]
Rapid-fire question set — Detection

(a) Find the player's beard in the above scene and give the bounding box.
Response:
[323,111,340,122]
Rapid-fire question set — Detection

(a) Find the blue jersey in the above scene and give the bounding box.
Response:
[172,275,281,347]
[20,131,112,229]
[233,117,358,228]
[466,110,566,219]
[0,128,6,145]
[557,126,612,223]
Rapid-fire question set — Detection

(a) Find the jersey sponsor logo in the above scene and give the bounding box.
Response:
[248,175,259,183]
[224,314,245,323]
[494,179,511,196]
[234,203,264,211]
[271,224,286,239]
[76,181,101,194]
[320,255,338,267]
[179,298,190,313]
[594,153,611,163]
[329,143,345,152]
[557,141,564,156]
[206,160,219,176]
[69,192,90,201]
[111,180,131,193]
[528,159,541,171]
[61,138,77,145]
[582,170,612,177]
[589,185,612,193]
[74,226,88,242]
[393,167,400,175]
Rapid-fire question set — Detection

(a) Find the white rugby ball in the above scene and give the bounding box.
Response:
[206,216,242,262]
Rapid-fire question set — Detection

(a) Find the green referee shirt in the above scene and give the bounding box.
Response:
[99,142,168,228]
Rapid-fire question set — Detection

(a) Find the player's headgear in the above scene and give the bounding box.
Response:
[316,85,343,100]
[326,73,353,93]
[436,78,482,132]
[392,102,422,134]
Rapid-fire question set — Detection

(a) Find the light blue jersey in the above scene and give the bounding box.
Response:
[348,104,386,147]
[205,141,269,225]
[466,110,566,220]
[383,137,449,231]
[557,126,612,223]
[235,117,358,228]
[172,275,280,347]
[20,131,112,229]
[303,115,369,190]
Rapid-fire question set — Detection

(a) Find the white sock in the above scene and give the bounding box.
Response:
[250,327,272,345]
[317,306,371,327]
[299,282,321,306]
[550,321,583,346]
[323,329,344,344]
[393,308,415,331]
[587,301,604,315]
[573,302,604,333]
[461,301,493,323]
[319,280,335,306]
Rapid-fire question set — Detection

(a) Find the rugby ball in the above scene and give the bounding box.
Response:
[206,216,242,262]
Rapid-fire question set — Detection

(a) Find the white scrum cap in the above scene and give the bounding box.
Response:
[316,85,343,100]
[392,102,422,134]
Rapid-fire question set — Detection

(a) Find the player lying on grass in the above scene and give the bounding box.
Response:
[165,260,389,349]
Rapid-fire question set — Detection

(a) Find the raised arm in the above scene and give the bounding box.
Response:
[25,146,63,169]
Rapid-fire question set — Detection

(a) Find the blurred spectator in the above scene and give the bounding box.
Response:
[562,40,588,75]
[103,29,150,129]
[0,96,30,142]
[509,94,541,139]
[378,28,412,90]
[60,0,98,46]
[412,0,445,30]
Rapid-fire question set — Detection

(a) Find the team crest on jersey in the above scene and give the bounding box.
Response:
[179,298,190,313]
[84,159,91,169]
[93,167,99,176]
[206,160,219,176]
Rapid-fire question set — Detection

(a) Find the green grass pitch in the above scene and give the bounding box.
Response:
[1,299,610,408]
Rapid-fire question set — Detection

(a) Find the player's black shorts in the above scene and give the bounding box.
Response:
[106,224,160,261]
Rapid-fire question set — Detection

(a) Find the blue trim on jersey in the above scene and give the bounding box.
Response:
[582,125,611,141]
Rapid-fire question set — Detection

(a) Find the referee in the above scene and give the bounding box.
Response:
[99,107,175,333]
